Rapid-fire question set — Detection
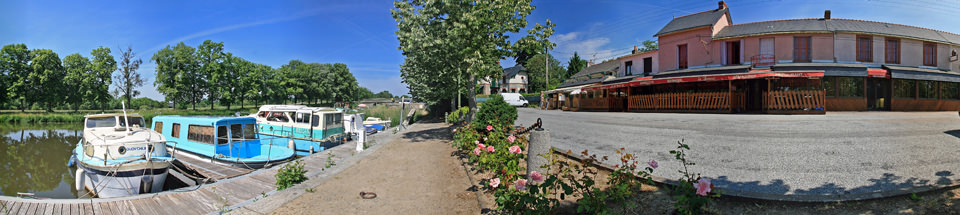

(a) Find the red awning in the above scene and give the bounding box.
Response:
[867,68,889,78]
[584,71,824,91]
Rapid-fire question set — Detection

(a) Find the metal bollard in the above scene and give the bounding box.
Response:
[527,128,550,176]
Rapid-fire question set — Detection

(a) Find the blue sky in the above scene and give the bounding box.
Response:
[2,0,959,101]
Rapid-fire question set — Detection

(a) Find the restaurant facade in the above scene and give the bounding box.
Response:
[544,1,960,114]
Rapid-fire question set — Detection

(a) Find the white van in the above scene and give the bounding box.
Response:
[500,93,529,107]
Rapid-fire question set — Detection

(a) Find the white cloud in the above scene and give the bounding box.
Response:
[550,31,614,64]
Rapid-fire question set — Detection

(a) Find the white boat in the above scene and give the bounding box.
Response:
[73,112,174,198]
[250,105,347,156]
[362,117,391,127]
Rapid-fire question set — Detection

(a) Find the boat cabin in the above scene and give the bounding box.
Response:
[253,105,345,141]
[151,116,290,161]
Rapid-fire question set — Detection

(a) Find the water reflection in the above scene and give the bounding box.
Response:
[0,124,82,199]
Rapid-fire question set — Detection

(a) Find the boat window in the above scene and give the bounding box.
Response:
[243,123,257,140]
[154,122,163,133]
[172,123,181,138]
[230,124,243,142]
[325,113,339,128]
[187,125,214,144]
[312,115,320,127]
[217,126,228,145]
[335,114,342,125]
[86,117,116,128]
[296,113,311,124]
[267,112,289,122]
[118,117,144,128]
[257,111,267,118]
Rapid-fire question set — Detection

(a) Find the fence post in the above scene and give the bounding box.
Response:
[527,128,550,176]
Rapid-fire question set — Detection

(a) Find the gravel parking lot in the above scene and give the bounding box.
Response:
[516,109,960,199]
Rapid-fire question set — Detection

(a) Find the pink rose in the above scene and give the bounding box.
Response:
[452,128,457,133]
[507,135,516,143]
[483,137,487,141]
[478,143,486,149]
[648,160,658,169]
[489,178,500,188]
[486,145,495,153]
[473,147,481,155]
[530,171,544,182]
[486,125,493,131]
[694,178,712,196]
[509,145,522,154]
[474,140,480,145]
[515,179,528,191]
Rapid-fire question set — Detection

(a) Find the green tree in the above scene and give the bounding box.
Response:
[197,40,226,109]
[565,51,587,80]
[89,47,116,111]
[278,60,310,104]
[2,44,33,111]
[233,56,257,109]
[374,90,393,98]
[640,40,658,52]
[524,53,565,92]
[329,63,359,105]
[392,0,553,119]
[63,53,91,111]
[114,46,144,108]
[512,20,557,66]
[357,87,375,100]
[29,49,64,112]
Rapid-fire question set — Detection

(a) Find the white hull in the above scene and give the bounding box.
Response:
[80,168,168,198]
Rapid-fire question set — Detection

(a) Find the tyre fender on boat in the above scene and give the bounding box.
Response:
[75,168,85,192]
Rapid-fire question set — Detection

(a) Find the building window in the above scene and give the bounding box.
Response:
[942,82,960,100]
[919,80,937,99]
[793,36,811,62]
[726,40,741,65]
[154,122,163,133]
[894,79,916,98]
[923,43,937,67]
[837,77,863,97]
[856,36,872,62]
[624,61,633,76]
[885,38,900,64]
[172,123,180,138]
[678,44,688,69]
[822,77,836,97]
[187,125,214,144]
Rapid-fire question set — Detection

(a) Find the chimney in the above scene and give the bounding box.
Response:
[718,1,727,10]
[633,45,638,54]
[824,10,831,19]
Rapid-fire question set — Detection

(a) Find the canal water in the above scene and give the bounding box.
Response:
[0,124,187,199]
[0,124,82,199]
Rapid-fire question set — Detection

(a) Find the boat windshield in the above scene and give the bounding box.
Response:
[244,123,257,140]
[86,117,116,128]
[118,117,145,128]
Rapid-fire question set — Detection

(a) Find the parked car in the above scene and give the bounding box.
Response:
[500,93,529,107]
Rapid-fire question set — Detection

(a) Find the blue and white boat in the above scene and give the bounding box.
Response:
[251,105,348,156]
[152,116,295,169]
[74,113,174,198]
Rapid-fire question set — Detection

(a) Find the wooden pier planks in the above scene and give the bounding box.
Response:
[173,152,253,181]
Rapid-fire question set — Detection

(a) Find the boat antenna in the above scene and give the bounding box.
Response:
[121,101,131,135]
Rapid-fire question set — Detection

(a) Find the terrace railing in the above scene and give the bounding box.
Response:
[764,90,824,111]
[628,92,743,112]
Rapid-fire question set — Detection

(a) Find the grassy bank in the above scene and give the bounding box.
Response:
[0,108,255,124]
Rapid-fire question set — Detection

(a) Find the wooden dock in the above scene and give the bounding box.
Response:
[171,152,254,182]
[0,129,404,215]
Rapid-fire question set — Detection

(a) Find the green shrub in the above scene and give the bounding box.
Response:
[275,160,308,190]
[472,94,516,131]
[445,106,470,123]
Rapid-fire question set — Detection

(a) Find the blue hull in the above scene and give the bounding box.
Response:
[260,134,346,156]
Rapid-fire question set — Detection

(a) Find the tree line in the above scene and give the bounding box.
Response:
[152,40,364,110]
[0,40,372,112]
[0,43,126,111]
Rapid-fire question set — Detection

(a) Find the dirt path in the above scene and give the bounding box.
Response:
[271,122,480,215]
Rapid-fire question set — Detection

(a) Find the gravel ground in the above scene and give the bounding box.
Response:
[271,122,480,214]
[516,109,960,198]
